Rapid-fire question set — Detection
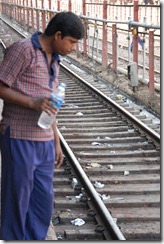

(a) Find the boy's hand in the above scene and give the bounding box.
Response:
[32,98,58,115]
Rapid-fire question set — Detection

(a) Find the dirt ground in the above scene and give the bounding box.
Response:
[68,52,160,115]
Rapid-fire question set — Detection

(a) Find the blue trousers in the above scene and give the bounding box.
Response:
[0,127,55,240]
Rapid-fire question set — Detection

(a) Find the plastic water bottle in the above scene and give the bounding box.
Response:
[38,83,66,129]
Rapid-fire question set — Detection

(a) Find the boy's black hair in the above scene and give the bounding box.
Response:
[45,11,84,39]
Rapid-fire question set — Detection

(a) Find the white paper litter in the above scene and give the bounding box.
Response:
[75,112,83,116]
[66,193,83,202]
[116,95,122,100]
[93,181,105,189]
[124,170,129,176]
[101,194,110,201]
[91,142,101,146]
[71,178,78,189]
[60,126,66,130]
[90,162,101,168]
[105,137,111,139]
[71,218,85,226]
[107,164,113,169]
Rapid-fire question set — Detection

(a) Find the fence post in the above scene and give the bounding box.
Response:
[23,0,25,25]
[112,24,117,71]
[102,0,108,69]
[17,0,20,23]
[48,0,54,20]
[82,0,87,58]
[149,30,154,93]
[31,0,34,30]
[41,0,46,31]
[57,0,60,11]
[9,2,13,18]
[133,0,138,65]
[15,0,18,21]
[68,0,72,11]
[48,0,51,10]
[35,0,39,30]
[27,0,30,28]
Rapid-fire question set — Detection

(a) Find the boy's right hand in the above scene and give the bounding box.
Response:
[31,98,58,116]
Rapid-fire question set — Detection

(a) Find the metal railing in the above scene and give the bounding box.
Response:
[0,0,160,93]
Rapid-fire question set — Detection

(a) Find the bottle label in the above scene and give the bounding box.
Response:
[50,94,63,109]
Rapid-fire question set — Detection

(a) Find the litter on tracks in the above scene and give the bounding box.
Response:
[71,218,85,226]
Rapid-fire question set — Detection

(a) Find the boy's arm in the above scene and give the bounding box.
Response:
[0,81,57,115]
[52,122,63,169]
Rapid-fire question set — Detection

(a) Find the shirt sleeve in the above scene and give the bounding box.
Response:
[0,41,27,87]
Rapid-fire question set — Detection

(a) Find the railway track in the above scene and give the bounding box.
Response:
[0,15,160,134]
[55,65,160,240]
[0,15,161,241]
[61,57,160,135]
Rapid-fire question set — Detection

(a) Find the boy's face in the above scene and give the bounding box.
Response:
[53,32,79,56]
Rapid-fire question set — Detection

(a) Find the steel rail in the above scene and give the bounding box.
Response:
[0,15,27,38]
[128,20,160,29]
[58,128,126,241]
[0,39,6,49]
[60,62,160,143]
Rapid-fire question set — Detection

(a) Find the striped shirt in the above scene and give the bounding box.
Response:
[0,32,60,141]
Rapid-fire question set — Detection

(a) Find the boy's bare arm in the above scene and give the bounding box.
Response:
[0,81,57,114]
[52,123,63,168]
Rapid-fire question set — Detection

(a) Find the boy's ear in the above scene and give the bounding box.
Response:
[55,31,62,40]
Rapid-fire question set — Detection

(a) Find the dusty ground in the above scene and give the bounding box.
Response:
[68,52,160,115]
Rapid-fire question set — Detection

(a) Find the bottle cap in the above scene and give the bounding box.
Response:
[60,83,66,88]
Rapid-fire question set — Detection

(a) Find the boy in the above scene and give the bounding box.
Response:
[0,11,84,240]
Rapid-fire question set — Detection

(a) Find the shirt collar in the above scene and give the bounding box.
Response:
[31,31,60,62]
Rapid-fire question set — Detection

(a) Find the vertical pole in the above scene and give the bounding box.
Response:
[49,0,51,9]
[128,16,132,63]
[6,0,8,16]
[36,0,39,30]
[14,0,16,21]
[68,0,72,11]
[102,0,108,69]
[133,0,138,65]
[10,0,13,19]
[42,0,46,31]
[16,0,18,22]
[143,16,147,81]
[95,13,99,60]
[57,0,60,11]
[48,0,51,21]
[17,0,19,23]
[11,0,13,19]
[27,0,29,28]
[112,24,117,71]
[31,0,34,30]
[16,0,19,23]
[49,0,53,20]
[2,0,4,15]
[23,0,25,25]
[87,12,90,58]
[82,0,87,58]
[13,0,16,20]
[149,30,154,93]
